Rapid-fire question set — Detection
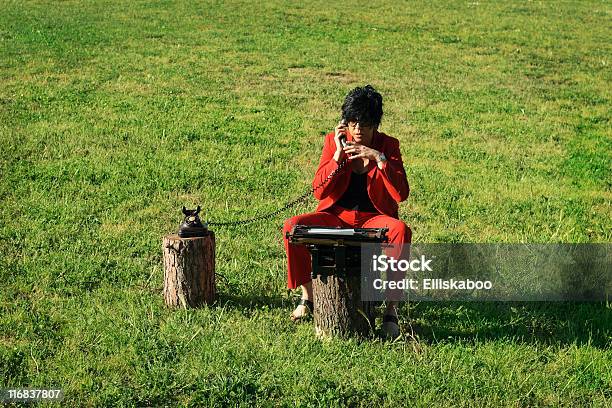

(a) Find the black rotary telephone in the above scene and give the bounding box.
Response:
[178,206,210,237]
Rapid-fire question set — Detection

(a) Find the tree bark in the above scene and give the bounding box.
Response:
[312,274,376,339]
[162,233,216,308]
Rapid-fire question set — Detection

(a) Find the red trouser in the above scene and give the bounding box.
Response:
[283,205,412,289]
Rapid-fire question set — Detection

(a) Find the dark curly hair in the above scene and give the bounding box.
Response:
[341,85,383,128]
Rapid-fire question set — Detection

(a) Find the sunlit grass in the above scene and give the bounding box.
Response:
[0,0,610,406]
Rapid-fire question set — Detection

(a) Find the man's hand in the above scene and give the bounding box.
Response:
[343,142,382,162]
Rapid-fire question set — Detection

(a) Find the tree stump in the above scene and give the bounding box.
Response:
[162,233,216,308]
[312,274,376,339]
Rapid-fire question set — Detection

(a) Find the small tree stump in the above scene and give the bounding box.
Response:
[162,233,216,308]
[312,274,376,339]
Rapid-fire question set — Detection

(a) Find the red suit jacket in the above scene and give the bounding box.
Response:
[313,130,410,218]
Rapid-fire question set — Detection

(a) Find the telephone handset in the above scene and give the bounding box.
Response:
[339,118,348,148]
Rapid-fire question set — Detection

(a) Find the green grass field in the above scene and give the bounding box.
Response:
[1,0,610,406]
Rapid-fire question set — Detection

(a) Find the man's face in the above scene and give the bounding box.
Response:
[347,120,375,145]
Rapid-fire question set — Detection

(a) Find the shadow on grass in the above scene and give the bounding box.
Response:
[406,301,611,348]
[217,291,289,311]
[214,287,611,348]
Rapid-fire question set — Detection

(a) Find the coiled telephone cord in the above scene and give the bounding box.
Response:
[206,158,349,227]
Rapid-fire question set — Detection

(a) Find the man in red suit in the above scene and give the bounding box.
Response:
[282,85,412,338]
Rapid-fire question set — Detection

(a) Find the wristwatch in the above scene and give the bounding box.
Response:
[377,153,387,163]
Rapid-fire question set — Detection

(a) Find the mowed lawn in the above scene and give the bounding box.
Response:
[1,0,610,406]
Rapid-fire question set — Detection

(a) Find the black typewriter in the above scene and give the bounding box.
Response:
[286,225,388,279]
